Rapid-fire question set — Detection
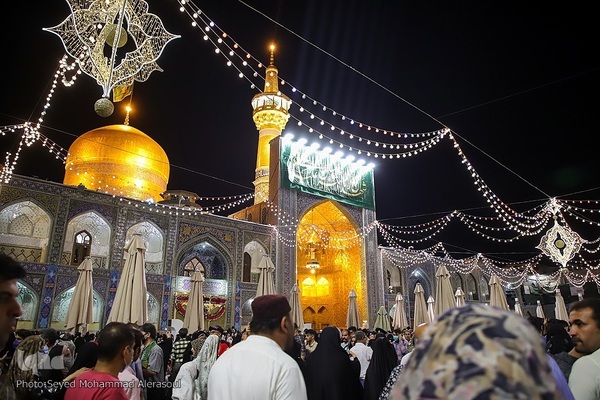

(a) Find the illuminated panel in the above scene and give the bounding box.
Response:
[280,139,375,210]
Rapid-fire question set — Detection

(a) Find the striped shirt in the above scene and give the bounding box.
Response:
[170,338,190,362]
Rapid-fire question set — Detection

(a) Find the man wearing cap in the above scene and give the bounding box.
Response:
[209,325,230,357]
[208,294,307,399]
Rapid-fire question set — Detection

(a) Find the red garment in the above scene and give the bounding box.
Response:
[64,369,128,400]
[218,340,230,357]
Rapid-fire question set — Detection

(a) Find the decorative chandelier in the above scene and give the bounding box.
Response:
[537,217,583,268]
[305,242,320,273]
[44,0,179,116]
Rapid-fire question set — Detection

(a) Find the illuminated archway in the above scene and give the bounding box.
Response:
[296,200,364,329]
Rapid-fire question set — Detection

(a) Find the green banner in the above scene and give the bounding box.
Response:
[280,140,375,210]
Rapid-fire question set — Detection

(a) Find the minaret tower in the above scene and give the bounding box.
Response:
[251,44,291,204]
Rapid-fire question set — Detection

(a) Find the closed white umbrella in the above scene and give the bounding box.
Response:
[183,270,205,333]
[536,300,545,319]
[427,295,436,323]
[514,297,524,316]
[107,234,148,325]
[455,287,466,307]
[392,293,408,330]
[346,289,360,328]
[489,274,509,310]
[413,283,429,327]
[435,265,455,316]
[290,283,304,330]
[374,306,392,332]
[554,289,569,322]
[65,257,94,333]
[256,255,276,297]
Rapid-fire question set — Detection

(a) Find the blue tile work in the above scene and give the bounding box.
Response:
[234,281,241,329]
[38,264,58,328]
[105,269,120,323]
[161,274,171,329]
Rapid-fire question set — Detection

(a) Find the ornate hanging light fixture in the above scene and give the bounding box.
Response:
[44,0,179,116]
[537,217,583,268]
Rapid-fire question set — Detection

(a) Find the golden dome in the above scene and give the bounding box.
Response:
[64,124,169,202]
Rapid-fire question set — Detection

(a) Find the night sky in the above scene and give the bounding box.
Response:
[1,1,599,263]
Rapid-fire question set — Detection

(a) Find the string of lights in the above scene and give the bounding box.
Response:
[0,56,78,183]
[3,0,600,284]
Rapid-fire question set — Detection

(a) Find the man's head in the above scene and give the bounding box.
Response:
[209,325,224,338]
[0,255,25,349]
[569,298,600,355]
[305,329,317,343]
[355,330,367,344]
[340,328,349,343]
[41,328,60,347]
[140,322,157,344]
[96,322,135,372]
[249,294,293,351]
[178,327,189,339]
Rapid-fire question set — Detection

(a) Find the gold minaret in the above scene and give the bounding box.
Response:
[251,44,291,204]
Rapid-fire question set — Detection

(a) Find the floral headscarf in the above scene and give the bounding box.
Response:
[194,334,219,400]
[391,303,561,400]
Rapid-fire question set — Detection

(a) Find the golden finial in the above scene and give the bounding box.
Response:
[269,43,275,66]
[124,104,132,126]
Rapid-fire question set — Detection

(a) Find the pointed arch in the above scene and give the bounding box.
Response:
[176,234,233,280]
[296,200,364,328]
[16,281,39,327]
[0,200,51,263]
[50,286,105,330]
[243,241,268,283]
[125,221,165,274]
[64,211,111,267]
[182,256,206,277]
[408,267,433,299]
[450,273,464,293]
[463,273,479,301]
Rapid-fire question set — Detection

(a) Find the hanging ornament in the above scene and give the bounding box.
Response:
[537,218,583,268]
[94,97,114,117]
[44,0,179,116]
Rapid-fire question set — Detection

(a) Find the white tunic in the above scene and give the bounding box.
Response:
[207,334,307,400]
[569,347,600,400]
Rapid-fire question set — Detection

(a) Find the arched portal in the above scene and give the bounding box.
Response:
[296,200,364,329]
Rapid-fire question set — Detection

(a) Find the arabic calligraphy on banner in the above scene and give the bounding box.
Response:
[280,140,375,210]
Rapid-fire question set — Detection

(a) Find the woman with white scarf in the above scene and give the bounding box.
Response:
[172,334,219,400]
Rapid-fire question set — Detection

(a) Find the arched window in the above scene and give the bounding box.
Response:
[147,293,160,326]
[71,230,91,265]
[183,257,205,277]
[302,276,330,297]
[51,287,104,328]
[16,282,38,323]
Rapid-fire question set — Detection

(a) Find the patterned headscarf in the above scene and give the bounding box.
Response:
[194,334,219,400]
[0,335,44,399]
[391,303,561,400]
[191,336,206,359]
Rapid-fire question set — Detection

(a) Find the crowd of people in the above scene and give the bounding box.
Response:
[1,253,600,399]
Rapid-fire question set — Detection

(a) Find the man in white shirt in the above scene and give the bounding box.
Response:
[208,294,307,400]
[568,298,600,400]
[349,330,372,387]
